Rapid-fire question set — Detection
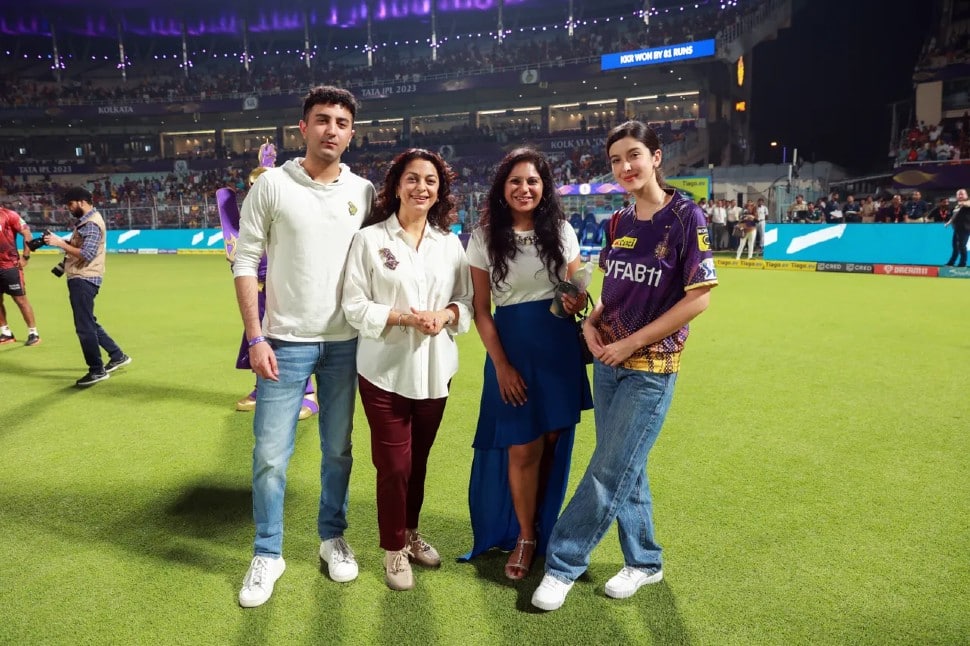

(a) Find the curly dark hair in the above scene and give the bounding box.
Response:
[477,147,567,291]
[363,148,457,232]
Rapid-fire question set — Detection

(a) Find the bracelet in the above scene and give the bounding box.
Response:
[398,313,409,331]
[247,335,267,348]
[22,256,29,261]
[444,309,455,326]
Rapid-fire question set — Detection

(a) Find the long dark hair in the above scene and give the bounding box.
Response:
[606,120,666,188]
[478,147,567,290]
[363,148,457,231]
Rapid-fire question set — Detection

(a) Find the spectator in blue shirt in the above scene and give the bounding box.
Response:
[904,191,930,222]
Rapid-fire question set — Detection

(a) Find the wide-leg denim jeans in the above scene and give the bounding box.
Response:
[544,360,677,583]
[251,338,357,558]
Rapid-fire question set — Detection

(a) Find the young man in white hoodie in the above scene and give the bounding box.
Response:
[233,86,376,608]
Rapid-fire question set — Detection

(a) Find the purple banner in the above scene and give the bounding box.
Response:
[893,161,970,190]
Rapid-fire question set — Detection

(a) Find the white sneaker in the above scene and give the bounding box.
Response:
[531,574,574,611]
[604,566,663,599]
[319,537,359,583]
[238,555,286,608]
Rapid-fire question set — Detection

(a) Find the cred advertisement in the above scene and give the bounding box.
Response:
[873,264,940,277]
[815,262,874,274]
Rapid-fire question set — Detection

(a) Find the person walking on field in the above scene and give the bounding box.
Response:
[0,206,41,346]
[43,187,131,386]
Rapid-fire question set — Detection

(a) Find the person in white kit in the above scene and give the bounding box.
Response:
[342,148,473,591]
[755,197,769,250]
[233,86,376,608]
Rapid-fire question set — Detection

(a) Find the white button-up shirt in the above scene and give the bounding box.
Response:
[342,215,473,399]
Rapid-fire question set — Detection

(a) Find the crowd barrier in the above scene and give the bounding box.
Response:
[28,225,970,280]
[29,228,229,256]
[748,223,970,279]
[29,226,471,255]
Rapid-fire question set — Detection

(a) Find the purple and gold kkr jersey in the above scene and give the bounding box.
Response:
[597,191,717,373]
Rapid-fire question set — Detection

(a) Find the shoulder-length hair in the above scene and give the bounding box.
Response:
[477,147,567,290]
[363,148,457,232]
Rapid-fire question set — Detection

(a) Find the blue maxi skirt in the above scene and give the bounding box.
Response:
[460,298,593,561]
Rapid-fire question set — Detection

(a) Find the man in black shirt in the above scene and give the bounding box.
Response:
[944,188,970,267]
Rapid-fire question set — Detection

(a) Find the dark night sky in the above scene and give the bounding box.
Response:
[750,0,934,174]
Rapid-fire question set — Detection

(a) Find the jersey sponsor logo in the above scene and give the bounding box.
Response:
[605,259,662,286]
[699,257,716,281]
[696,226,711,252]
[612,235,637,249]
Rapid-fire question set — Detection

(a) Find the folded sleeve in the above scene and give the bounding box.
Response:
[341,232,393,338]
[446,235,474,336]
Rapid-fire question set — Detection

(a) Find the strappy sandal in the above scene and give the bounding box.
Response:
[504,538,537,580]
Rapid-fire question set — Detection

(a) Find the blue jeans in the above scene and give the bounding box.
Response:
[67,278,122,371]
[252,338,358,558]
[544,361,677,583]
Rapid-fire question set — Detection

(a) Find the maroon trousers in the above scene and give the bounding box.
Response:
[358,377,448,551]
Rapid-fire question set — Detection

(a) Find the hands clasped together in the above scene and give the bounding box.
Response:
[402,306,453,337]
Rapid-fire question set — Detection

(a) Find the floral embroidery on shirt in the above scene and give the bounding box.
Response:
[379,247,399,270]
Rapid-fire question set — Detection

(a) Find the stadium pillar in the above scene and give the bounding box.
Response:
[616,98,626,125]
[541,106,550,135]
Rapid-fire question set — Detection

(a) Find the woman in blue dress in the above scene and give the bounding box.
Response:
[461,147,593,579]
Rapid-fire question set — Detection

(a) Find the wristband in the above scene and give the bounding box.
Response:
[248,335,267,348]
[398,313,410,331]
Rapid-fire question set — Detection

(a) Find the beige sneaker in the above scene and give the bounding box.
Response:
[406,529,441,568]
[384,549,415,591]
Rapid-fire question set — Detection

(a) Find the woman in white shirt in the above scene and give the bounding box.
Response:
[459,147,592,579]
[342,149,473,591]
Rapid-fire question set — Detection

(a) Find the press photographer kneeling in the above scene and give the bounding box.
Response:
[43,187,132,387]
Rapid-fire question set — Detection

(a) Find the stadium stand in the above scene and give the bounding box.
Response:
[1,0,794,230]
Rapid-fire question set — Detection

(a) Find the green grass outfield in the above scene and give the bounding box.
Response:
[1,255,967,646]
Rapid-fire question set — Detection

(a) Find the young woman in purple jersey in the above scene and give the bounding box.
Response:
[532,120,718,612]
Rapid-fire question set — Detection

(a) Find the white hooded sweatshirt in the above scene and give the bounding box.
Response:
[233,158,376,341]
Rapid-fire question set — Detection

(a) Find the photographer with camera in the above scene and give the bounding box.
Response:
[42,187,131,387]
[0,205,41,346]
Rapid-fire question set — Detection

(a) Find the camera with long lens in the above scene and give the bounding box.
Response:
[26,229,52,252]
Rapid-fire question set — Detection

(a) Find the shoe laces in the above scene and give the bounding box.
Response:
[243,557,270,590]
[388,548,412,574]
[615,567,641,582]
[541,576,570,593]
[329,537,355,564]
[408,530,433,553]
